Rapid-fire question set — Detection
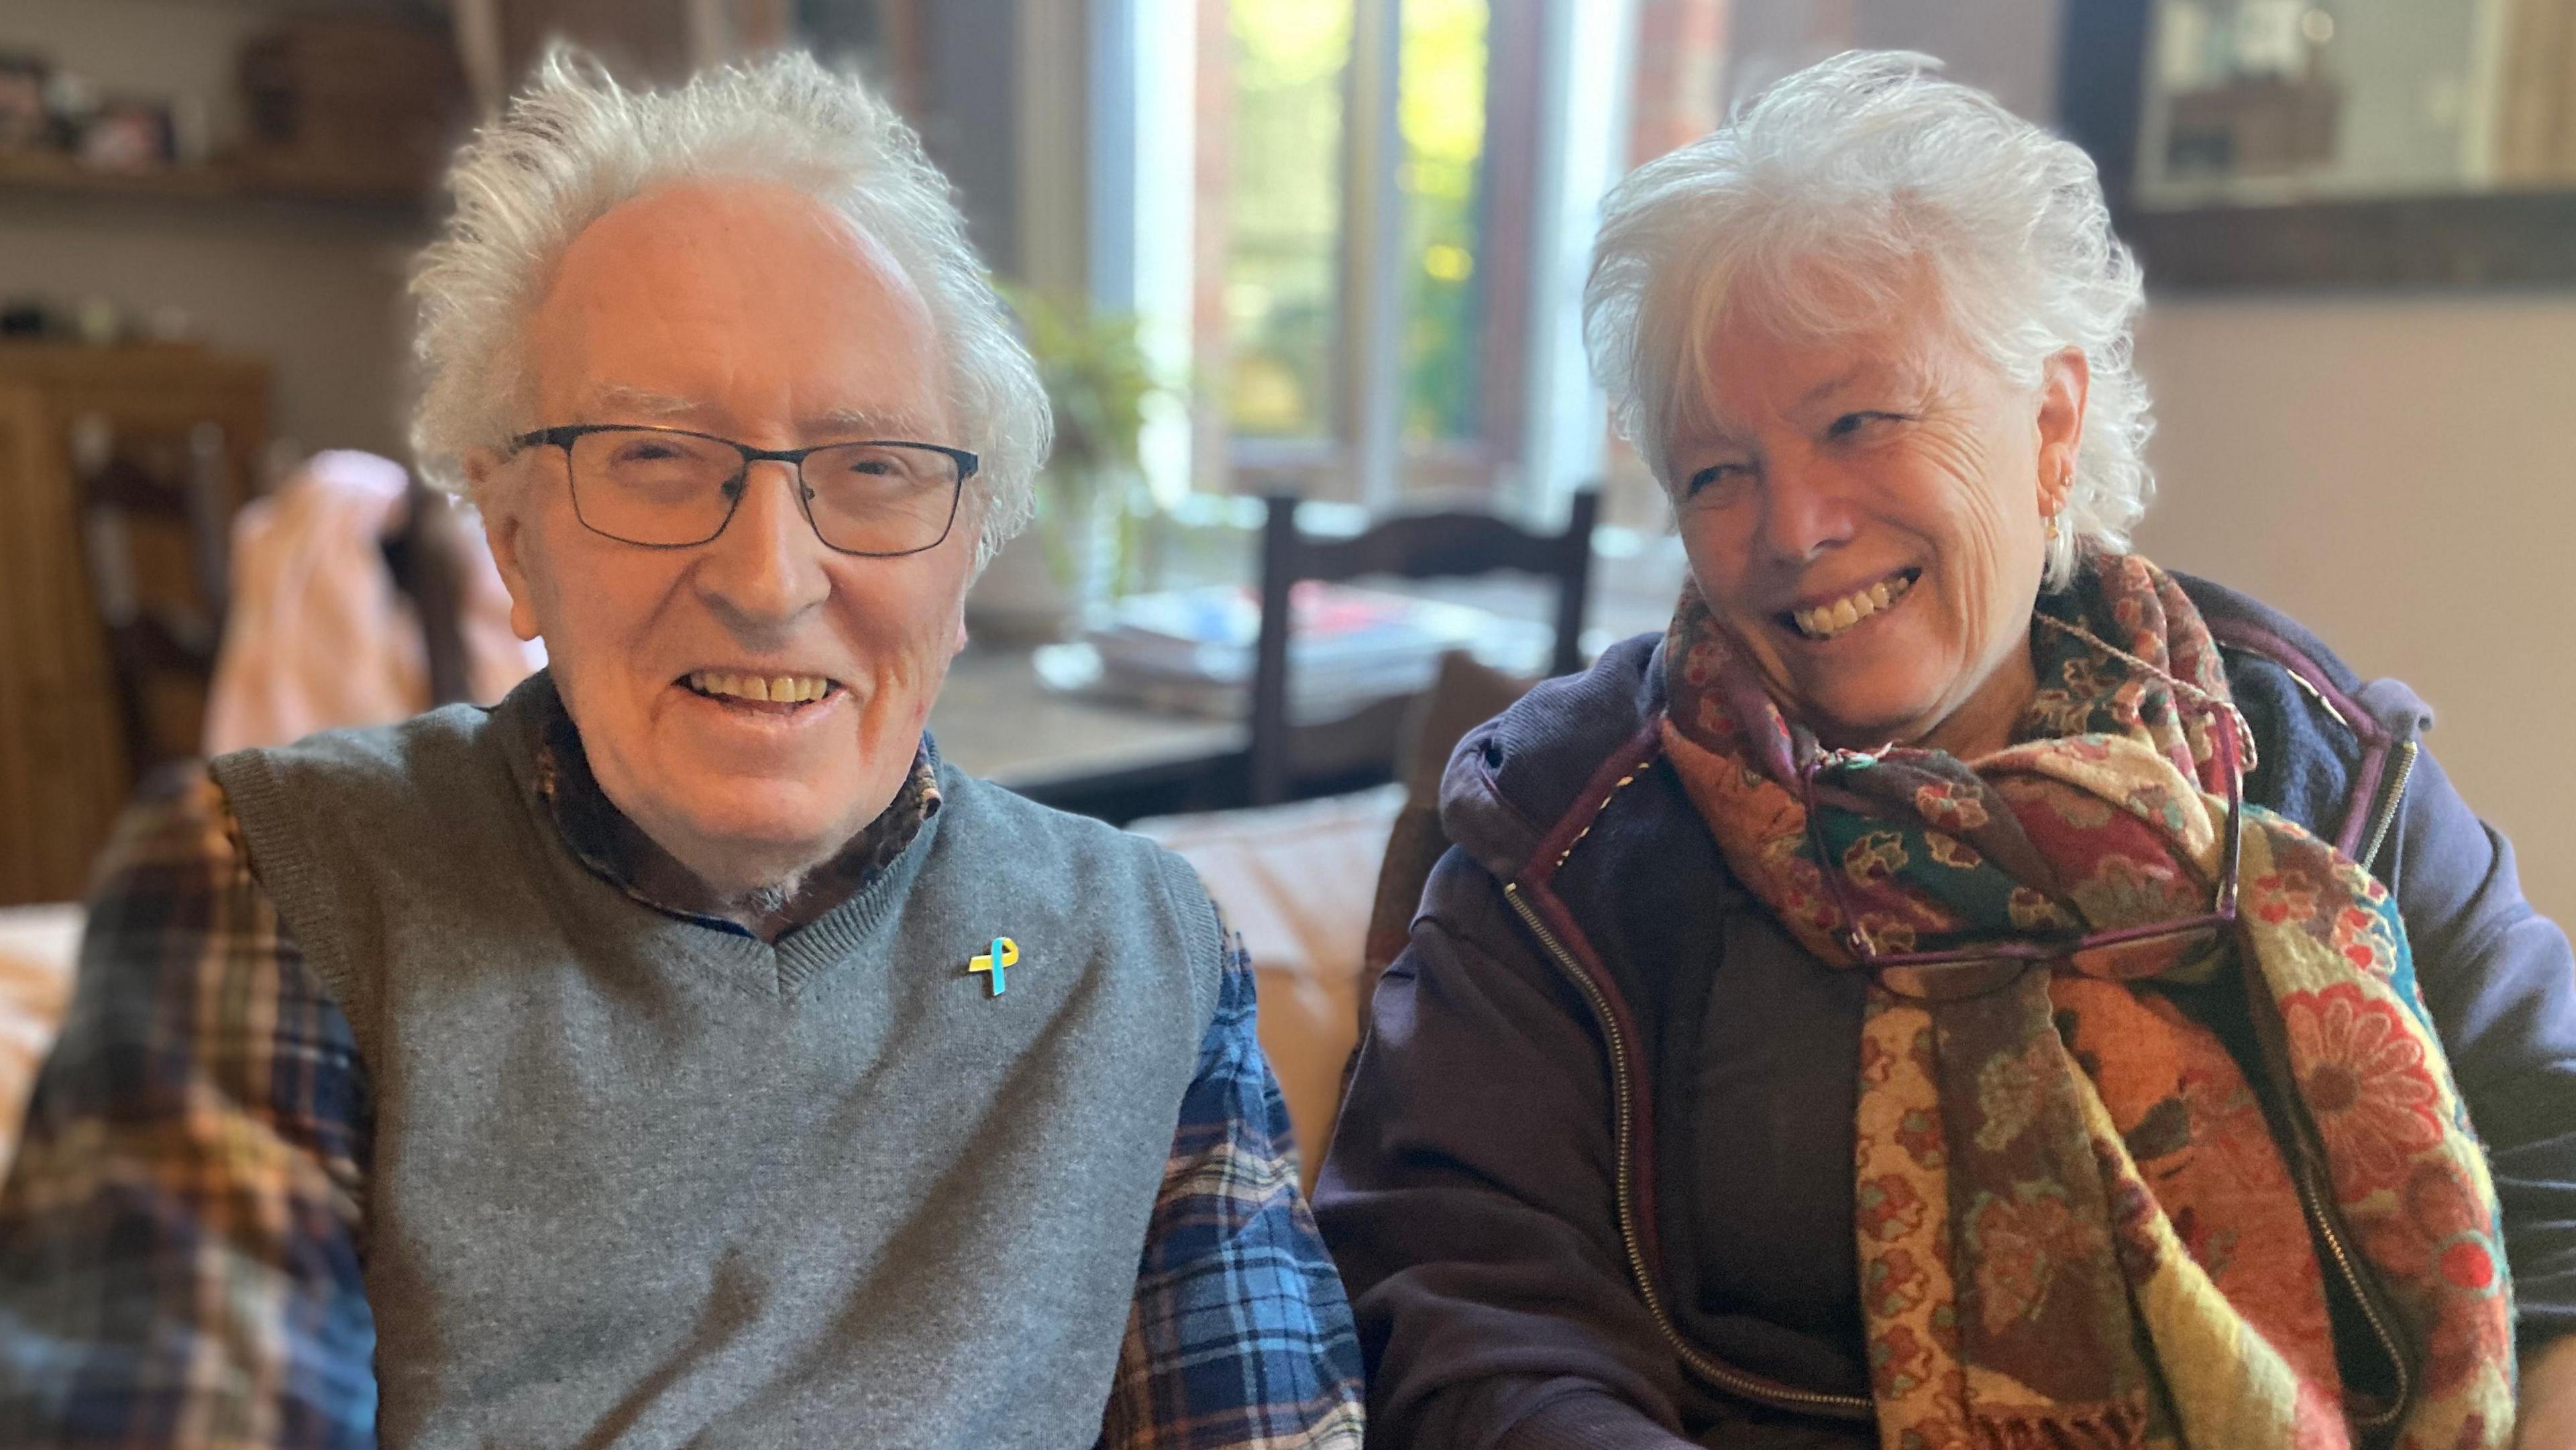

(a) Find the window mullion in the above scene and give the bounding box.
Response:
[1338,0,1408,511]
[1518,0,1637,521]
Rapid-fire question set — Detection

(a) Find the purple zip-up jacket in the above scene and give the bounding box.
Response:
[1314,575,2576,1449]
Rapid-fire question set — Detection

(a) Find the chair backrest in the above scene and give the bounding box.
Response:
[1248,488,1599,806]
[378,476,476,708]
[74,415,233,782]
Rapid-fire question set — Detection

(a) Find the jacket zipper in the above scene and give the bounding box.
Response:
[2286,1146,2413,1433]
[1504,881,1877,1422]
[2300,735,2419,1430]
[2357,737,2418,877]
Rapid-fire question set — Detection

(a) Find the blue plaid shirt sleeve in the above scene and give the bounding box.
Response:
[0,766,378,1447]
[1097,914,1366,1449]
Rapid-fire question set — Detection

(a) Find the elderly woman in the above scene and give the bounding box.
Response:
[1316,52,2576,1450]
[0,54,1362,1449]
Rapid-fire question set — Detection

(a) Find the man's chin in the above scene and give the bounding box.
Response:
[620,788,853,883]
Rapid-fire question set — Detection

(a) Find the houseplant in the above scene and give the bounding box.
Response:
[994,286,1165,629]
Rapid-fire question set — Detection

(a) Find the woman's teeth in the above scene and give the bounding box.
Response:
[1791,571,1916,641]
[688,671,833,703]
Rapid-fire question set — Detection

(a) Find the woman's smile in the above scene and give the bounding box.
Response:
[1781,566,1921,643]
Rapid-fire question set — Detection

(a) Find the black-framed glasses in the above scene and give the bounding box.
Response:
[509,424,979,557]
[1801,709,2247,1002]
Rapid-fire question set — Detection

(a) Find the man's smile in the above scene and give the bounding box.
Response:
[680,669,843,706]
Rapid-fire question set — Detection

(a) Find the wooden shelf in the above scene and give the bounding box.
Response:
[0,148,429,215]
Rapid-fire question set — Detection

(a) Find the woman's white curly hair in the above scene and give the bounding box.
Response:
[1582,50,2152,590]
[409,47,1048,566]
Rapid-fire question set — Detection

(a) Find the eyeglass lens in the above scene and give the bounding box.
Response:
[566,429,961,554]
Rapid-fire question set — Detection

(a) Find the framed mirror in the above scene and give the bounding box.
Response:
[2060,0,2576,286]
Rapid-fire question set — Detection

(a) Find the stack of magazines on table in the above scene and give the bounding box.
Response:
[1031,581,1550,722]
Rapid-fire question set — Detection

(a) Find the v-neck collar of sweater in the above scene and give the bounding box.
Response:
[511,672,943,981]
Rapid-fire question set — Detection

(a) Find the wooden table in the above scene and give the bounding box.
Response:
[927,639,1432,823]
[928,648,1249,821]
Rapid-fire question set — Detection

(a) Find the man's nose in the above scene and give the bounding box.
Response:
[695,461,832,628]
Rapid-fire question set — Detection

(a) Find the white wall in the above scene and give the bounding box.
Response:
[0,199,419,460]
[1723,0,2064,125]
[0,0,427,462]
[2131,297,2576,921]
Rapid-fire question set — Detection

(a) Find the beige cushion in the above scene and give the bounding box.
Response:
[1129,652,1539,1190]
[0,904,80,1177]
[1362,650,1536,1017]
[1132,786,1403,1190]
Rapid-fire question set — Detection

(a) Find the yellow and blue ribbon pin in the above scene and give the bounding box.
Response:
[969,937,1019,997]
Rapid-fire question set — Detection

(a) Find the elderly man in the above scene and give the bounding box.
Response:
[0,53,1362,1449]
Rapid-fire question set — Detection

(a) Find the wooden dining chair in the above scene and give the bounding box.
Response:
[378,476,477,709]
[74,415,234,782]
[1248,488,1599,806]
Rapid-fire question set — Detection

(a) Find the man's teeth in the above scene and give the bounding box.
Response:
[1792,573,1915,640]
[688,671,832,703]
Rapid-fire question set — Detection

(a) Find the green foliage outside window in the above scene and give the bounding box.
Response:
[1225,0,1349,438]
[1218,0,1489,447]
[1399,0,1487,444]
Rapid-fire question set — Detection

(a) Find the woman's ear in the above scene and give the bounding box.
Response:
[466,448,543,644]
[2035,346,2090,518]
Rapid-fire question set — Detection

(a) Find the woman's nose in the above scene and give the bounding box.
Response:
[1754,454,1857,564]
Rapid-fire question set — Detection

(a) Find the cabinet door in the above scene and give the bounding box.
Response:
[0,348,268,907]
[0,385,129,906]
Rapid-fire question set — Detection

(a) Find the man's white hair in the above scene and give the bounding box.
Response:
[1582,50,2151,590]
[410,48,1048,566]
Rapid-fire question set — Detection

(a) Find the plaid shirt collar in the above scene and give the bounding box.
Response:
[525,685,941,938]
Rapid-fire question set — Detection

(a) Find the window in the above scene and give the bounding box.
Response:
[1216,1,1350,442]
[1184,0,1536,509]
[1395,0,1489,446]
[1099,0,1731,537]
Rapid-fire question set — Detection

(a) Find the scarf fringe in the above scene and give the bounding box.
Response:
[1970,1401,2149,1450]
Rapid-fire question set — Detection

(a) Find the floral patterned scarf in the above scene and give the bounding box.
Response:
[1660,549,2514,1449]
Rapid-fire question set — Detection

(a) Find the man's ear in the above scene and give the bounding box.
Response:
[467,448,542,643]
[2035,346,2090,518]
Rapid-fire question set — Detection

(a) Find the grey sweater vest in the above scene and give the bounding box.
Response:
[211,681,1224,1449]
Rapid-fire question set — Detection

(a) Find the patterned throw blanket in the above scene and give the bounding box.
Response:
[1659,550,2514,1449]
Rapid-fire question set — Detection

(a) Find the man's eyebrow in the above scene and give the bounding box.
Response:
[572,392,938,441]
[803,406,938,438]
[580,386,714,424]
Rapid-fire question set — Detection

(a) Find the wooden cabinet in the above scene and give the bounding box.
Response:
[0,344,267,907]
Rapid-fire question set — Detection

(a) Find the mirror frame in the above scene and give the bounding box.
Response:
[2058,0,2576,288]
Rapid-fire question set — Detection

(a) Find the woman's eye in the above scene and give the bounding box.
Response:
[1682,464,1749,502]
[1827,411,1903,440]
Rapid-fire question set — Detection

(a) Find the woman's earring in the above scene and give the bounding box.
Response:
[2045,513,2062,545]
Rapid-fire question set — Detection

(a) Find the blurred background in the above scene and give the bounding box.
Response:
[0,0,2570,927]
